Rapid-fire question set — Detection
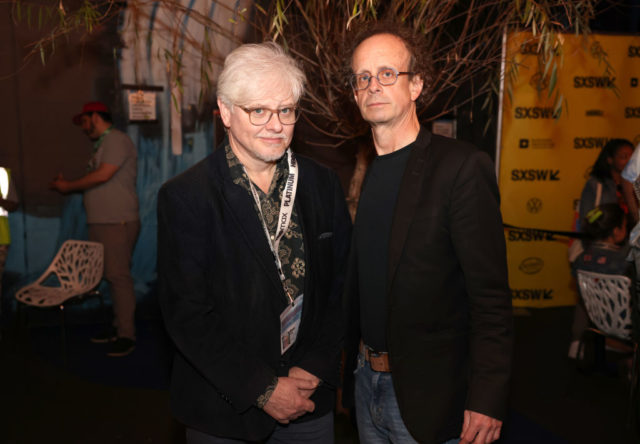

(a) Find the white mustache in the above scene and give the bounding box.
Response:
[258,133,288,139]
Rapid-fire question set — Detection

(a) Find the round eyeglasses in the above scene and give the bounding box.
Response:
[349,67,414,91]
[239,106,299,126]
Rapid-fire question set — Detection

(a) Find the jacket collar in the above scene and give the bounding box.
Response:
[386,126,432,292]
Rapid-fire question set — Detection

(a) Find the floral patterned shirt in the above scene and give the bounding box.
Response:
[225,143,306,302]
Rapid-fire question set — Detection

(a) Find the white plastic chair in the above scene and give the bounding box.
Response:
[577,270,633,341]
[15,240,104,359]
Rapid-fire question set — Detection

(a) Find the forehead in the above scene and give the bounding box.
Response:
[352,33,411,72]
[239,74,296,107]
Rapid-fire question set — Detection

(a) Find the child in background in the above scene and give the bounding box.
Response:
[568,203,632,358]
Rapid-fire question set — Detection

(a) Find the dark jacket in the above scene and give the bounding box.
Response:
[343,128,513,443]
[158,144,351,440]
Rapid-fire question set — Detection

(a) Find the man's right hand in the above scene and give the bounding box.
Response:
[262,377,316,424]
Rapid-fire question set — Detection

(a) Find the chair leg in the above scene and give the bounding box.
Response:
[59,304,67,367]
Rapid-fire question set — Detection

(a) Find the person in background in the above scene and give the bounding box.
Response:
[579,139,634,225]
[50,102,140,357]
[157,42,351,443]
[0,167,19,303]
[569,139,634,358]
[573,204,631,277]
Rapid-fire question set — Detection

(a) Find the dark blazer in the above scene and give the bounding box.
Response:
[158,144,351,441]
[344,127,513,443]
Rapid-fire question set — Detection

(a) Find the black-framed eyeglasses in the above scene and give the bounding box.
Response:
[349,67,414,91]
[239,106,299,126]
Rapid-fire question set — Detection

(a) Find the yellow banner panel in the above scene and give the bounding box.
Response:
[499,32,640,307]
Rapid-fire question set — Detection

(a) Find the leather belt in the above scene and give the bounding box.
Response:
[360,341,391,372]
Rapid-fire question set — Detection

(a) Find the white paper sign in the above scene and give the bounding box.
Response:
[128,91,157,121]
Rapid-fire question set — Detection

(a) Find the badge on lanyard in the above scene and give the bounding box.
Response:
[280,294,304,354]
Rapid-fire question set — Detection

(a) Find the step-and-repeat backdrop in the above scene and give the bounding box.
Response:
[498,32,640,307]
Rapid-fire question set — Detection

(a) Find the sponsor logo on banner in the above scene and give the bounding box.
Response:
[511,169,560,181]
[526,198,543,214]
[529,72,549,91]
[520,42,539,55]
[629,46,640,57]
[585,109,604,117]
[632,78,638,88]
[512,288,554,300]
[625,107,640,118]
[573,76,616,88]
[519,139,554,149]
[574,137,610,149]
[514,107,557,119]
[508,229,555,242]
[519,257,544,274]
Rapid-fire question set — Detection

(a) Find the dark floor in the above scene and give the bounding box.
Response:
[0,303,638,444]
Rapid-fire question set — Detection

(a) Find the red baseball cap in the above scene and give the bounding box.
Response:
[72,101,109,125]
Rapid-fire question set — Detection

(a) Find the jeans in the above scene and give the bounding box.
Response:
[354,353,460,444]
[186,412,334,444]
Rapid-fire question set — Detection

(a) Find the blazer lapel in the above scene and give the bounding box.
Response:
[386,128,432,294]
[212,149,287,300]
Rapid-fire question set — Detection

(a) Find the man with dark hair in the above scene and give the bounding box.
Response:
[342,24,513,444]
[50,101,140,357]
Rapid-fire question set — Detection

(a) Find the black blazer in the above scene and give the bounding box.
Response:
[344,128,513,443]
[158,144,351,441]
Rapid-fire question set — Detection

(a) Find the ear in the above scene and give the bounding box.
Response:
[409,74,424,102]
[217,98,232,128]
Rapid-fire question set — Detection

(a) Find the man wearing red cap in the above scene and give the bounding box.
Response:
[50,101,140,357]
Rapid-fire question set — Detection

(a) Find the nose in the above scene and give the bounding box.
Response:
[367,75,382,93]
[265,112,284,132]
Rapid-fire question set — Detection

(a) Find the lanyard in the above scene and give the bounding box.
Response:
[87,126,113,172]
[245,149,299,305]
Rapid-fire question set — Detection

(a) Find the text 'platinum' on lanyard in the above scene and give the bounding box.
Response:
[245,149,299,305]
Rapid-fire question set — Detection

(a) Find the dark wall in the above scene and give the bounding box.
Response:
[0,3,116,217]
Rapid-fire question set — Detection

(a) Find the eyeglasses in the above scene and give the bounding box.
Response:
[349,67,414,91]
[239,106,299,126]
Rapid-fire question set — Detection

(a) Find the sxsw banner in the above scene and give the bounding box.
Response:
[498,32,640,307]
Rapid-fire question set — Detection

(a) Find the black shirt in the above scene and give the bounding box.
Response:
[356,142,414,352]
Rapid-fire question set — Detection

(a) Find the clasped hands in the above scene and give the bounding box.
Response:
[262,366,320,424]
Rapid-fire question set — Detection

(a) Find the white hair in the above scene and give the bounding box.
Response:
[217,42,306,108]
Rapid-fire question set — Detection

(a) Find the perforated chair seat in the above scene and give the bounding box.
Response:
[15,240,104,308]
[576,270,633,341]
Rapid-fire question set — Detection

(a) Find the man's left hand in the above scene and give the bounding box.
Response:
[288,366,320,399]
[50,173,70,194]
[460,410,502,444]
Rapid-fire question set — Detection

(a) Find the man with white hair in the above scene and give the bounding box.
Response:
[158,42,351,443]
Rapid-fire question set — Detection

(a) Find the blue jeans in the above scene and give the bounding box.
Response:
[354,353,460,444]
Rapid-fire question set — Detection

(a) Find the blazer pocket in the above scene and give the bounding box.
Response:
[318,231,333,240]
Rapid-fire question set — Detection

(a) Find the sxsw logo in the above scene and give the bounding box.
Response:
[508,230,556,242]
[626,107,640,118]
[514,107,557,119]
[519,139,529,149]
[585,109,604,117]
[510,169,560,181]
[574,137,610,149]
[629,46,640,57]
[511,288,554,300]
[573,76,616,88]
